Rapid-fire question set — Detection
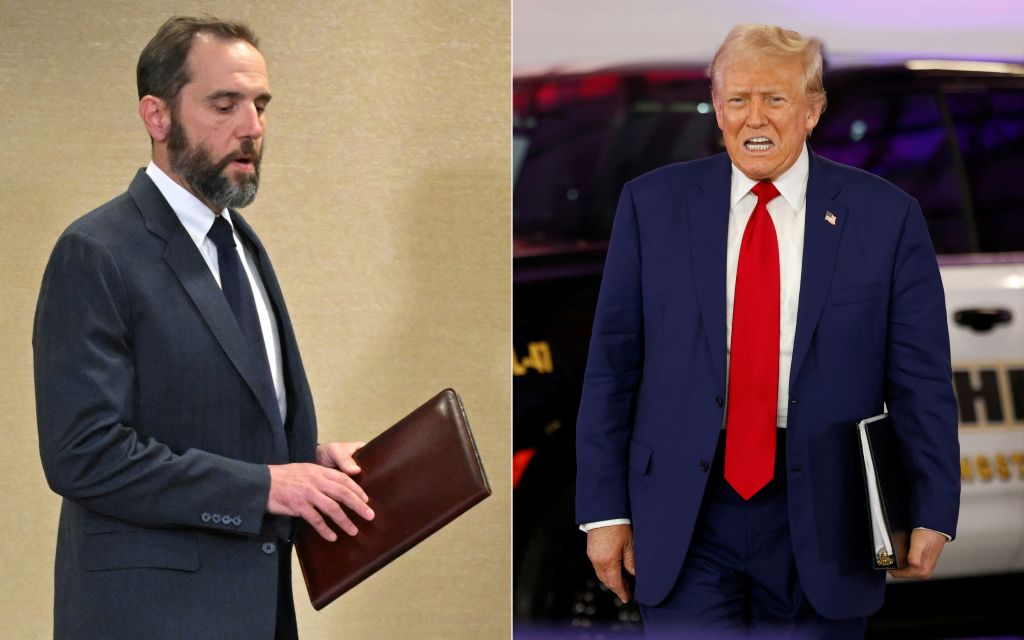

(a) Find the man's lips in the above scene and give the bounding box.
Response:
[228,155,256,171]
[743,136,774,152]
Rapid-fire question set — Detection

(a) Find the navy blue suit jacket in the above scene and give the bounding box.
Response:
[34,171,317,639]
[575,148,960,619]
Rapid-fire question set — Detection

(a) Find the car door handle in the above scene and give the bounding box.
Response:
[953,308,1013,332]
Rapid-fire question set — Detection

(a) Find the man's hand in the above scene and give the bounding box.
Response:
[267,442,373,542]
[587,524,635,603]
[890,528,948,579]
[315,441,365,475]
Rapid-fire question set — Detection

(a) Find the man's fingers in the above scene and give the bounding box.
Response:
[334,471,370,503]
[310,493,359,537]
[337,459,361,475]
[298,506,338,542]
[316,441,366,474]
[305,466,373,525]
[597,564,630,602]
[623,539,636,576]
[892,530,946,579]
[586,524,634,602]
[267,463,373,529]
[318,476,374,521]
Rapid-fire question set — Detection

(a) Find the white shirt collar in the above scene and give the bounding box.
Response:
[728,142,810,211]
[145,161,232,245]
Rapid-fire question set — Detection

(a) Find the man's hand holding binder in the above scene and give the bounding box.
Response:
[891,528,948,580]
[266,442,375,541]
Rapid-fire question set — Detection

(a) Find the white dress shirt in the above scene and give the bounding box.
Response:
[725,145,808,430]
[146,162,287,422]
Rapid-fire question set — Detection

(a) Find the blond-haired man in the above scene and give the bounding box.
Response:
[577,24,959,637]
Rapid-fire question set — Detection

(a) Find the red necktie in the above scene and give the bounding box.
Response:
[725,180,781,500]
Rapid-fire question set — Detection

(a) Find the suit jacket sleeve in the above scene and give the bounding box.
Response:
[885,199,960,539]
[34,230,270,536]
[575,183,644,524]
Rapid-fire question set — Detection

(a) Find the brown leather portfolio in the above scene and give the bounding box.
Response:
[294,388,491,610]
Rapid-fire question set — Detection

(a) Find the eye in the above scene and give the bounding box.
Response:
[213,103,234,114]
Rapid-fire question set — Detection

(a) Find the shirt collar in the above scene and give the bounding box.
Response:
[146,161,232,245]
[728,142,810,211]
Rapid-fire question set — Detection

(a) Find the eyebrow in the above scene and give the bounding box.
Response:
[726,86,786,95]
[206,90,273,104]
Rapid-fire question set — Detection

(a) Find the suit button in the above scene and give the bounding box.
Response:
[262,542,277,554]
[201,512,211,523]
[699,460,709,472]
[212,514,222,524]
[715,396,724,408]
[233,516,242,526]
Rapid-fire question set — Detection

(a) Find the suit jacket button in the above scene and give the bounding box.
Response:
[715,396,724,408]
[201,512,211,522]
[262,542,277,554]
[233,516,242,526]
[699,460,709,472]
[212,514,222,523]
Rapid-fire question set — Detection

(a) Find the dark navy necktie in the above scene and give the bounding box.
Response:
[208,216,290,507]
[207,215,272,371]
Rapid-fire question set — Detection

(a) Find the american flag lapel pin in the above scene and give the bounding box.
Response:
[825,211,837,226]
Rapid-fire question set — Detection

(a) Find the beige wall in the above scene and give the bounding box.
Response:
[0,1,509,638]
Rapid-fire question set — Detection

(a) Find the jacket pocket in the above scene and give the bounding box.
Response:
[82,529,200,572]
[628,439,653,475]
[831,282,884,305]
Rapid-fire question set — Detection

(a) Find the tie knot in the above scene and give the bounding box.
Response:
[207,215,237,250]
[751,181,780,206]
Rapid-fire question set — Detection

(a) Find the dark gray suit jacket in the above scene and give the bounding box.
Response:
[34,170,318,639]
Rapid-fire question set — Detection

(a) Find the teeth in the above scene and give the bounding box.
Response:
[745,137,773,151]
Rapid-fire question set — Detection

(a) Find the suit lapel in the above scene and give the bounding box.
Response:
[689,155,731,387]
[789,151,847,388]
[128,170,285,436]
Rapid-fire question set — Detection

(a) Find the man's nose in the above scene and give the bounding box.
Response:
[236,103,264,139]
[746,99,766,127]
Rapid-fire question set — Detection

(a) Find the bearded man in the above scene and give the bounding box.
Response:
[33,16,373,640]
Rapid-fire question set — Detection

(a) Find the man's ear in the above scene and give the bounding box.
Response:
[804,95,825,135]
[139,95,171,143]
[713,96,725,131]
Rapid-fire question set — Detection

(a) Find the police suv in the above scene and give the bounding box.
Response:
[513,61,1024,636]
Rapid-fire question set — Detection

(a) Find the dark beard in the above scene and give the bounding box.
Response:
[167,113,262,210]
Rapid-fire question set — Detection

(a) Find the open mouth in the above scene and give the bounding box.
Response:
[230,155,255,170]
[744,136,774,152]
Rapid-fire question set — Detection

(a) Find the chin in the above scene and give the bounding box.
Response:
[736,165,772,181]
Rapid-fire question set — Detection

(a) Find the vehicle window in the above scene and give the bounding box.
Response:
[813,92,971,255]
[583,97,722,239]
[514,75,722,242]
[514,80,625,242]
[946,90,1024,253]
